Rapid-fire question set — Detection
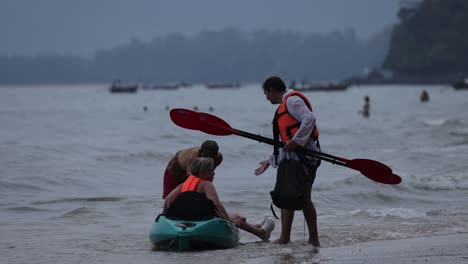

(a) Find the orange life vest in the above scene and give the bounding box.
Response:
[274,91,319,142]
[164,175,217,221]
[181,175,203,193]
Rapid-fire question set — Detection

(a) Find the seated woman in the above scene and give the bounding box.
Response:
[164,157,275,241]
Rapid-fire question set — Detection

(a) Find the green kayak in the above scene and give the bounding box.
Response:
[149,215,240,250]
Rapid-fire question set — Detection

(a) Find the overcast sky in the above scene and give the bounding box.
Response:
[1,0,401,57]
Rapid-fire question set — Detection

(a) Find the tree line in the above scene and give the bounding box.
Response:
[383,0,468,81]
[2,0,467,85]
[0,28,390,85]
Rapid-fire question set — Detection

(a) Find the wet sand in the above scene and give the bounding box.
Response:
[244,233,468,264]
[320,233,468,264]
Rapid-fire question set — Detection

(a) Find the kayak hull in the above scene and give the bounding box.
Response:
[149,215,240,251]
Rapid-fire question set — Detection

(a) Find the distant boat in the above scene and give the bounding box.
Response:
[452,79,468,90]
[205,82,241,89]
[295,82,348,92]
[141,83,180,90]
[109,81,138,93]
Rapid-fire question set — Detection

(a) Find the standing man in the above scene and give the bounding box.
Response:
[162,140,223,199]
[254,76,321,252]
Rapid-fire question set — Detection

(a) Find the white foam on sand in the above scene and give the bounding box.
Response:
[349,207,426,219]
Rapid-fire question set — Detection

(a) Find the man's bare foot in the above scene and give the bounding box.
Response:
[308,239,320,247]
[310,245,320,254]
[307,241,320,254]
[308,239,320,253]
[272,238,290,244]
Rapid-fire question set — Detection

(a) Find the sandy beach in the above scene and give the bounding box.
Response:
[321,233,468,264]
[243,233,468,264]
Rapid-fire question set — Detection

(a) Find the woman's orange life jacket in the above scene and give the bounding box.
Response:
[181,175,203,193]
[164,175,218,220]
[274,91,319,143]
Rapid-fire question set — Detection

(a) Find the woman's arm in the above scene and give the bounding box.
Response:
[202,182,230,220]
[288,96,315,147]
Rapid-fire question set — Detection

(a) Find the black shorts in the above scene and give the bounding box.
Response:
[305,159,320,190]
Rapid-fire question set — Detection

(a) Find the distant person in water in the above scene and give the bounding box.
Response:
[359,96,370,118]
[420,90,429,102]
[162,140,223,199]
[164,157,275,241]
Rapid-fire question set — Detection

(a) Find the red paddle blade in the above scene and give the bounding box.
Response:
[346,159,392,175]
[365,173,402,185]
[197,112,236,135]
[169,108,235,136]
[345,158,400,184]
[169,108,199,130]
[388,174,402,184]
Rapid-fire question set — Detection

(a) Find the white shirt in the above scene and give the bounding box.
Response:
[267,89,318,167]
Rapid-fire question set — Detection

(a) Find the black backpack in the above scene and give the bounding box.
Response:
[270,158,308,210]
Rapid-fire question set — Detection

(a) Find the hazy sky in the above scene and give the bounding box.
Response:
[1,0,400,57]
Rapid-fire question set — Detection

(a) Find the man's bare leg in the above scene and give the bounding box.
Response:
[303,193,320,249]
[273,208,294,244]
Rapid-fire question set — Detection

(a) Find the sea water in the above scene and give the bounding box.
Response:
[1,83,467,263]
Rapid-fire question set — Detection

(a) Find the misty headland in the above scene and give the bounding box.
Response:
[0,1,467,86]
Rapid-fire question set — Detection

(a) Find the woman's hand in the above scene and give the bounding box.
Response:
[229,214,246,227]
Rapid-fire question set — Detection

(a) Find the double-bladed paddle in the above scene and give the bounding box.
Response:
[169,108,401,185]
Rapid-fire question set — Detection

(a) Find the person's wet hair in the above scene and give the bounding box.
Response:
[262,76,286,92]
[200,140,219,158]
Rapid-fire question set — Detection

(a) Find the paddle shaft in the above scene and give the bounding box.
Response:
[212,122,349,167]
[239,130,347,164]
